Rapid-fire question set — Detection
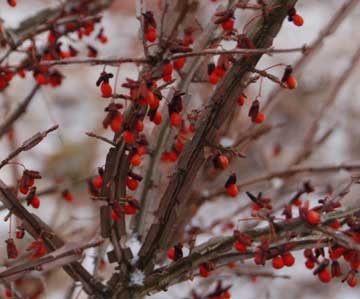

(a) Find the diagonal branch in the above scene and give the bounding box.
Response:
[137,0,298,273]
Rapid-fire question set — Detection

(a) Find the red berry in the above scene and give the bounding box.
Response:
[234,240,247,253]
[110,114,123,133]
[282,252,295,267]
[272,256,284,269]
[123,131,135,144]
[329,219,340,229]
[137,145,147,156]
[31,196,40,209]
[35,73,47,85]
[254,112,265,124]
[306,210,321,225]
[130,154,142,167]
[238,95,246,106]
[227,184,238,197]
[135,120,144,132]
[19,185,29,195]
[124,203,137,215]
[286,75,297,89]
[92,175,103,189]
[221,19,234,31]
[111,209,121,221]
[305,259,314,269]
[318,269,332,283]
[4,288,12,298]
[146,27,157,42]
[7,0,16,7]
[224,291,231,299]
[173,58,186,70]
[153,111,163,125]
[168,247,175,260]
[209,72,220,85]
[292,14,304,27]
[63,190,74,202]
[99,35,108,44]
[126,177,139,190]
[163,63,172,76]
[47,31,57,44]
[101,82,112,98]
[170,113,182,127]
[163,73,172,82]
[199,264,210,278]
[214,66,226,78]
[348,276,357,288]
[218,155,229,169]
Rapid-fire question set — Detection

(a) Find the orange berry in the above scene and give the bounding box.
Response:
[218,155,229,169]
[92,175,103,189]
[173,58,186,70]
[286,75,297,89]
[101,82,112,98]
[130,154,142,167]
[272,256,284,269]
[31,196,40,209]
[292,14,304,27]
[306,210,321,225]
[126,177,139,190]
[221,19,234,31]
[123,131,135,144]
[318,269,331,283]
[226,184,238,197]
[254,112,265,124]
[170,113,182,127]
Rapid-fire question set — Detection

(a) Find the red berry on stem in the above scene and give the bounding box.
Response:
[173,58,186,70]
[101,82,112,98]
[7,0,16,7]
[130,154,142,167]
[234,240,247,253]
[126,177,139,190]
[218,155,229,169]
[209,72,220,85]
[227,184,238,197]
[124,203,137,215]
[199,264,210,278]
[135,120,144,132]
[110,114,123,133]
[318,269,332,283]
[272,256,284,269]
[123,131,135,144]
[348,276,357,288]
[92,175,103,189]
[31,196,40,209]
[286,75,298,89]
[238,95,246,106]
[112,209,121,221]
[146,27,157,42]
[221,19,234,31]
[292,14,304,26]
[168,247,176,260]
[305,259,314,269]
[254,112,265,124]
[282,252,295,267]
[153,111,163,125]
[307,210,321,225]
[170,113,182,127]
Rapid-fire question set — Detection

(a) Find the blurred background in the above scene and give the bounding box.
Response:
[1,0,360,298]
